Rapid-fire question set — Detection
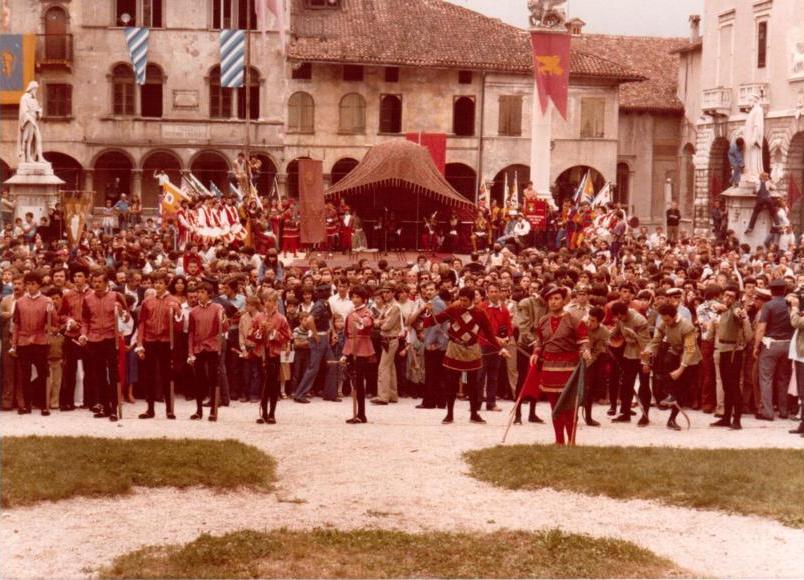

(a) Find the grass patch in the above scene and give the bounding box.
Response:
[465,445,804,528]
[1,436,276,508]
[99,528,686,578]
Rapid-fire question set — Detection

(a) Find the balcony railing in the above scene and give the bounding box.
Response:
[737,83,770,111]
[36,34,73,70]
[702,87,732,116]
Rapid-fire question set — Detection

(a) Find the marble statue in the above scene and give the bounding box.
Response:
[743,95,765,182]
[17,81,45,164]
[527,0,567,29]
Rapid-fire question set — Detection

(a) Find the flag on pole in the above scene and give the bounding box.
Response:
[161,179,190,203]
[180,176,198,200]
[592,182,612,208]
[513,172,520,208]
[503,172,510,206]
[220,29,246,88]
[574,171,595,205]
[187,173,211,197]
[160,184,182,216]
[530,30,571,120]
[210,182,224,199]
[273,175,283,202]
[124,27,149,85]
[552,361,586,419]
[229,182,243,203]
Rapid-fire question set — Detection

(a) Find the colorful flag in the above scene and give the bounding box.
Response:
[574,171,595,205]
[552,360,586,419]
[592,182,612,208]
[210,182,224,199]
[187,173,211,197]
[180,176,198,200]
[124,27,149,85]
[163,179,190,203]
[220,29,246,88]
[299,159,325,245]
[160,185,182,216]
[229,182,243,202]
[788,177,801,209]
[530,30,571,120]
[512,172,520,207]
[0,34,35,104]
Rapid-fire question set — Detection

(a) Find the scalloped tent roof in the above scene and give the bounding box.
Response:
[325,140,475,217]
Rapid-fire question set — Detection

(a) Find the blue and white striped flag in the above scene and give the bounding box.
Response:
[220,29,246,88]
[210,182,224,199]
[124,27,150,85]
[229,182,243,202]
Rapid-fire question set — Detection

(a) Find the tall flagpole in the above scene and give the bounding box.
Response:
[245,0,252,185]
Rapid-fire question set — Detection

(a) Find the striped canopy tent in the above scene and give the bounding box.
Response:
[325,140,476,223]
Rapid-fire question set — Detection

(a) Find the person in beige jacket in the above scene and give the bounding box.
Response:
[712,285,753,430]
[372,285,402,405]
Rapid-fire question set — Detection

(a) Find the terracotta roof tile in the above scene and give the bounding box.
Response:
[571,34,689,112]
[289,0,642,80]
[289,0,684,110]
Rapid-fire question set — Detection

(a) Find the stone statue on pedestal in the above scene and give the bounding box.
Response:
[527,0,567,29]
[743,96,765,183]
[17,81,45,164]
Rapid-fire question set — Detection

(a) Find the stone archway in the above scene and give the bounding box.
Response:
[189,151,231,195]
[142,150,182,209]
[708,137,730,201]
[93,150,133,207]
[787,132,804,231]
[445,163,477,202]
[330,158,359,187]
[554,165,605,207]
[44,152,83,192]
[491,164,530,206]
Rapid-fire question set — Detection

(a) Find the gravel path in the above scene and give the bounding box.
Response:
[2,398,803,579]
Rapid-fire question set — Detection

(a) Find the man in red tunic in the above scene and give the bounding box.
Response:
[12,271,53,415]
[530,285,591,444]
[342,285,374,424]
[135,271,181,420]
[415,286,508,425]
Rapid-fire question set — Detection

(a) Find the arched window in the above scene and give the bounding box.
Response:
[236,66,260,120]
[453,96,475,136]
[112,64,135,116]
[339,93,366,134]
[44,6,69,62]
[379,94,402,134]
[140,64,164,118]
[209,65,233,118]
[288,92,315,133]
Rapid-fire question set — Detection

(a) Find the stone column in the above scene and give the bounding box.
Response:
[530,90,554,208]
[131,169,143,201]
[277,173,288,199]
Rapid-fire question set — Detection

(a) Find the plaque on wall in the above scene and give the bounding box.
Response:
[161,124,208,141]
[172,89,199,109]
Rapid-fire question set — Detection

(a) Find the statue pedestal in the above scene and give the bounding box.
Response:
[721,183,781,248]
[3,162,64,222]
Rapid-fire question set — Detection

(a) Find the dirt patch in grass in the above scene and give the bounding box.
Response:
[465,445,804,528]
[1,436,276,508]
[100,528,687,578]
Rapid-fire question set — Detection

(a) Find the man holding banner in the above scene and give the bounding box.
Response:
[521,284,591,445]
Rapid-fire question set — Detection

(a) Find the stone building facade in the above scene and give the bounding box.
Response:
[0,0,688,226]
[678,0,804,233]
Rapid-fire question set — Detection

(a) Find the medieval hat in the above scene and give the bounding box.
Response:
[542,284,569,301]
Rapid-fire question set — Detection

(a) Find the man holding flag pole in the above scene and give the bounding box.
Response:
[504,284,591,445]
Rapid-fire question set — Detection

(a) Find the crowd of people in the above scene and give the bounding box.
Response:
[1,188,804,445]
